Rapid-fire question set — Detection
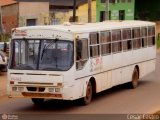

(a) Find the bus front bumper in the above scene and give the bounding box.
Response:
[7,85,77,100]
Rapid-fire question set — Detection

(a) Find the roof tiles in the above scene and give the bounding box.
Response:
[0,0,17,6]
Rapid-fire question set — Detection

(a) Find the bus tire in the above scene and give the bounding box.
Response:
[31,98,44,105]
[80,81,93,105]
[130,68,139,89]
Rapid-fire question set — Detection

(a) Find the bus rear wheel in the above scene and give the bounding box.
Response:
[130,68,139,89]
[80,81,93,105]
[31,98,44,105]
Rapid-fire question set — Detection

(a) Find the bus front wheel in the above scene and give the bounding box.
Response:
[31,98,44,105]
[80,81,93,105]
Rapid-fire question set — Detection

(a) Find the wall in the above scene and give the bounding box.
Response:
[77,0,96,23]
[51,0,96,24]
[96,0,135,21]
[2,3,19,34]
[19,2,49,26]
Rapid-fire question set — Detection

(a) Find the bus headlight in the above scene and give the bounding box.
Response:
[12,87,17,91]
[55,88,60,92]
[48,88,54,92]
[18,87,24,92]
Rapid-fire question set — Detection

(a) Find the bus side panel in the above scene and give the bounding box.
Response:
[147,59,156,75]
[121,66,133,84]
[101,55,112,71]
[138,60,156,79]
[122,51,133,67]
[141,48,149,61]
[138,62,148,78]
[111,53,122,87]
[111,68,122,87]
[112,53,122,69]
[100,71,112,91]
[147,47,156,60]
[132,49,144,64]
[93,74,104,93]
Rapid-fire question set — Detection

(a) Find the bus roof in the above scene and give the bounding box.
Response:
[16,20,155,33]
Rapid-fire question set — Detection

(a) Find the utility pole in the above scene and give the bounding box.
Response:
[88,0,92,23]
[73,0,76,22]
[105,0,109,20]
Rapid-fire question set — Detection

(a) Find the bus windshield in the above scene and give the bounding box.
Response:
[9,39,74,71]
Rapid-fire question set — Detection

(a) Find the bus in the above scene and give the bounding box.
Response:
[7,21,156,105]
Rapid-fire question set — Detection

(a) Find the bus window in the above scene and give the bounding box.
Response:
[11,40,74,71]
[148,26,155,46]
[100,31,111,43]
[133,39,141,49]
[132,28,141,38]
[112,42,122,53]
[148,26,155,36]
[123,40,132,51]
[112,30,122,53]
[122,29,132,51]
[112,30,121,41]
[141,27,148,48]
[90,32,99,45]
[76,39,89,70]
[100,31,111,55]
[132,28,141,49]
[122,29,131,40]
[90,32,100,57]
[148,37,155,46]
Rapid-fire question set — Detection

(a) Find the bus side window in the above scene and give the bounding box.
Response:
[141,27,148,48]
[76,39,89,70]
[122,28,132,51]
[132,28,141,49]
[100,31,111,55]
[112,30,122,53]
[90,32,100,57]
[148,26,155,46]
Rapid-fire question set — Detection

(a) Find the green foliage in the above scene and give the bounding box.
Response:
[157,33,160,48]
[0,34,10,42]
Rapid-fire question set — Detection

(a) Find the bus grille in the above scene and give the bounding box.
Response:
[27,87,45,92]
[22,92,62,98]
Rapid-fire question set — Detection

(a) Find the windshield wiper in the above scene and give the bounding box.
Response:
[41,39,59,60]
[41,41,55,60]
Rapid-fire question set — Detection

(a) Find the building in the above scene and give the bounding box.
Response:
[97,0,135,22]
[1,0,138,35]
[0,0,96,34]
[49,0,96,24]
[0,0,49,34]
[0,0,18,34]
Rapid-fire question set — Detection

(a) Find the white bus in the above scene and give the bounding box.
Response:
[7,21,156,105]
